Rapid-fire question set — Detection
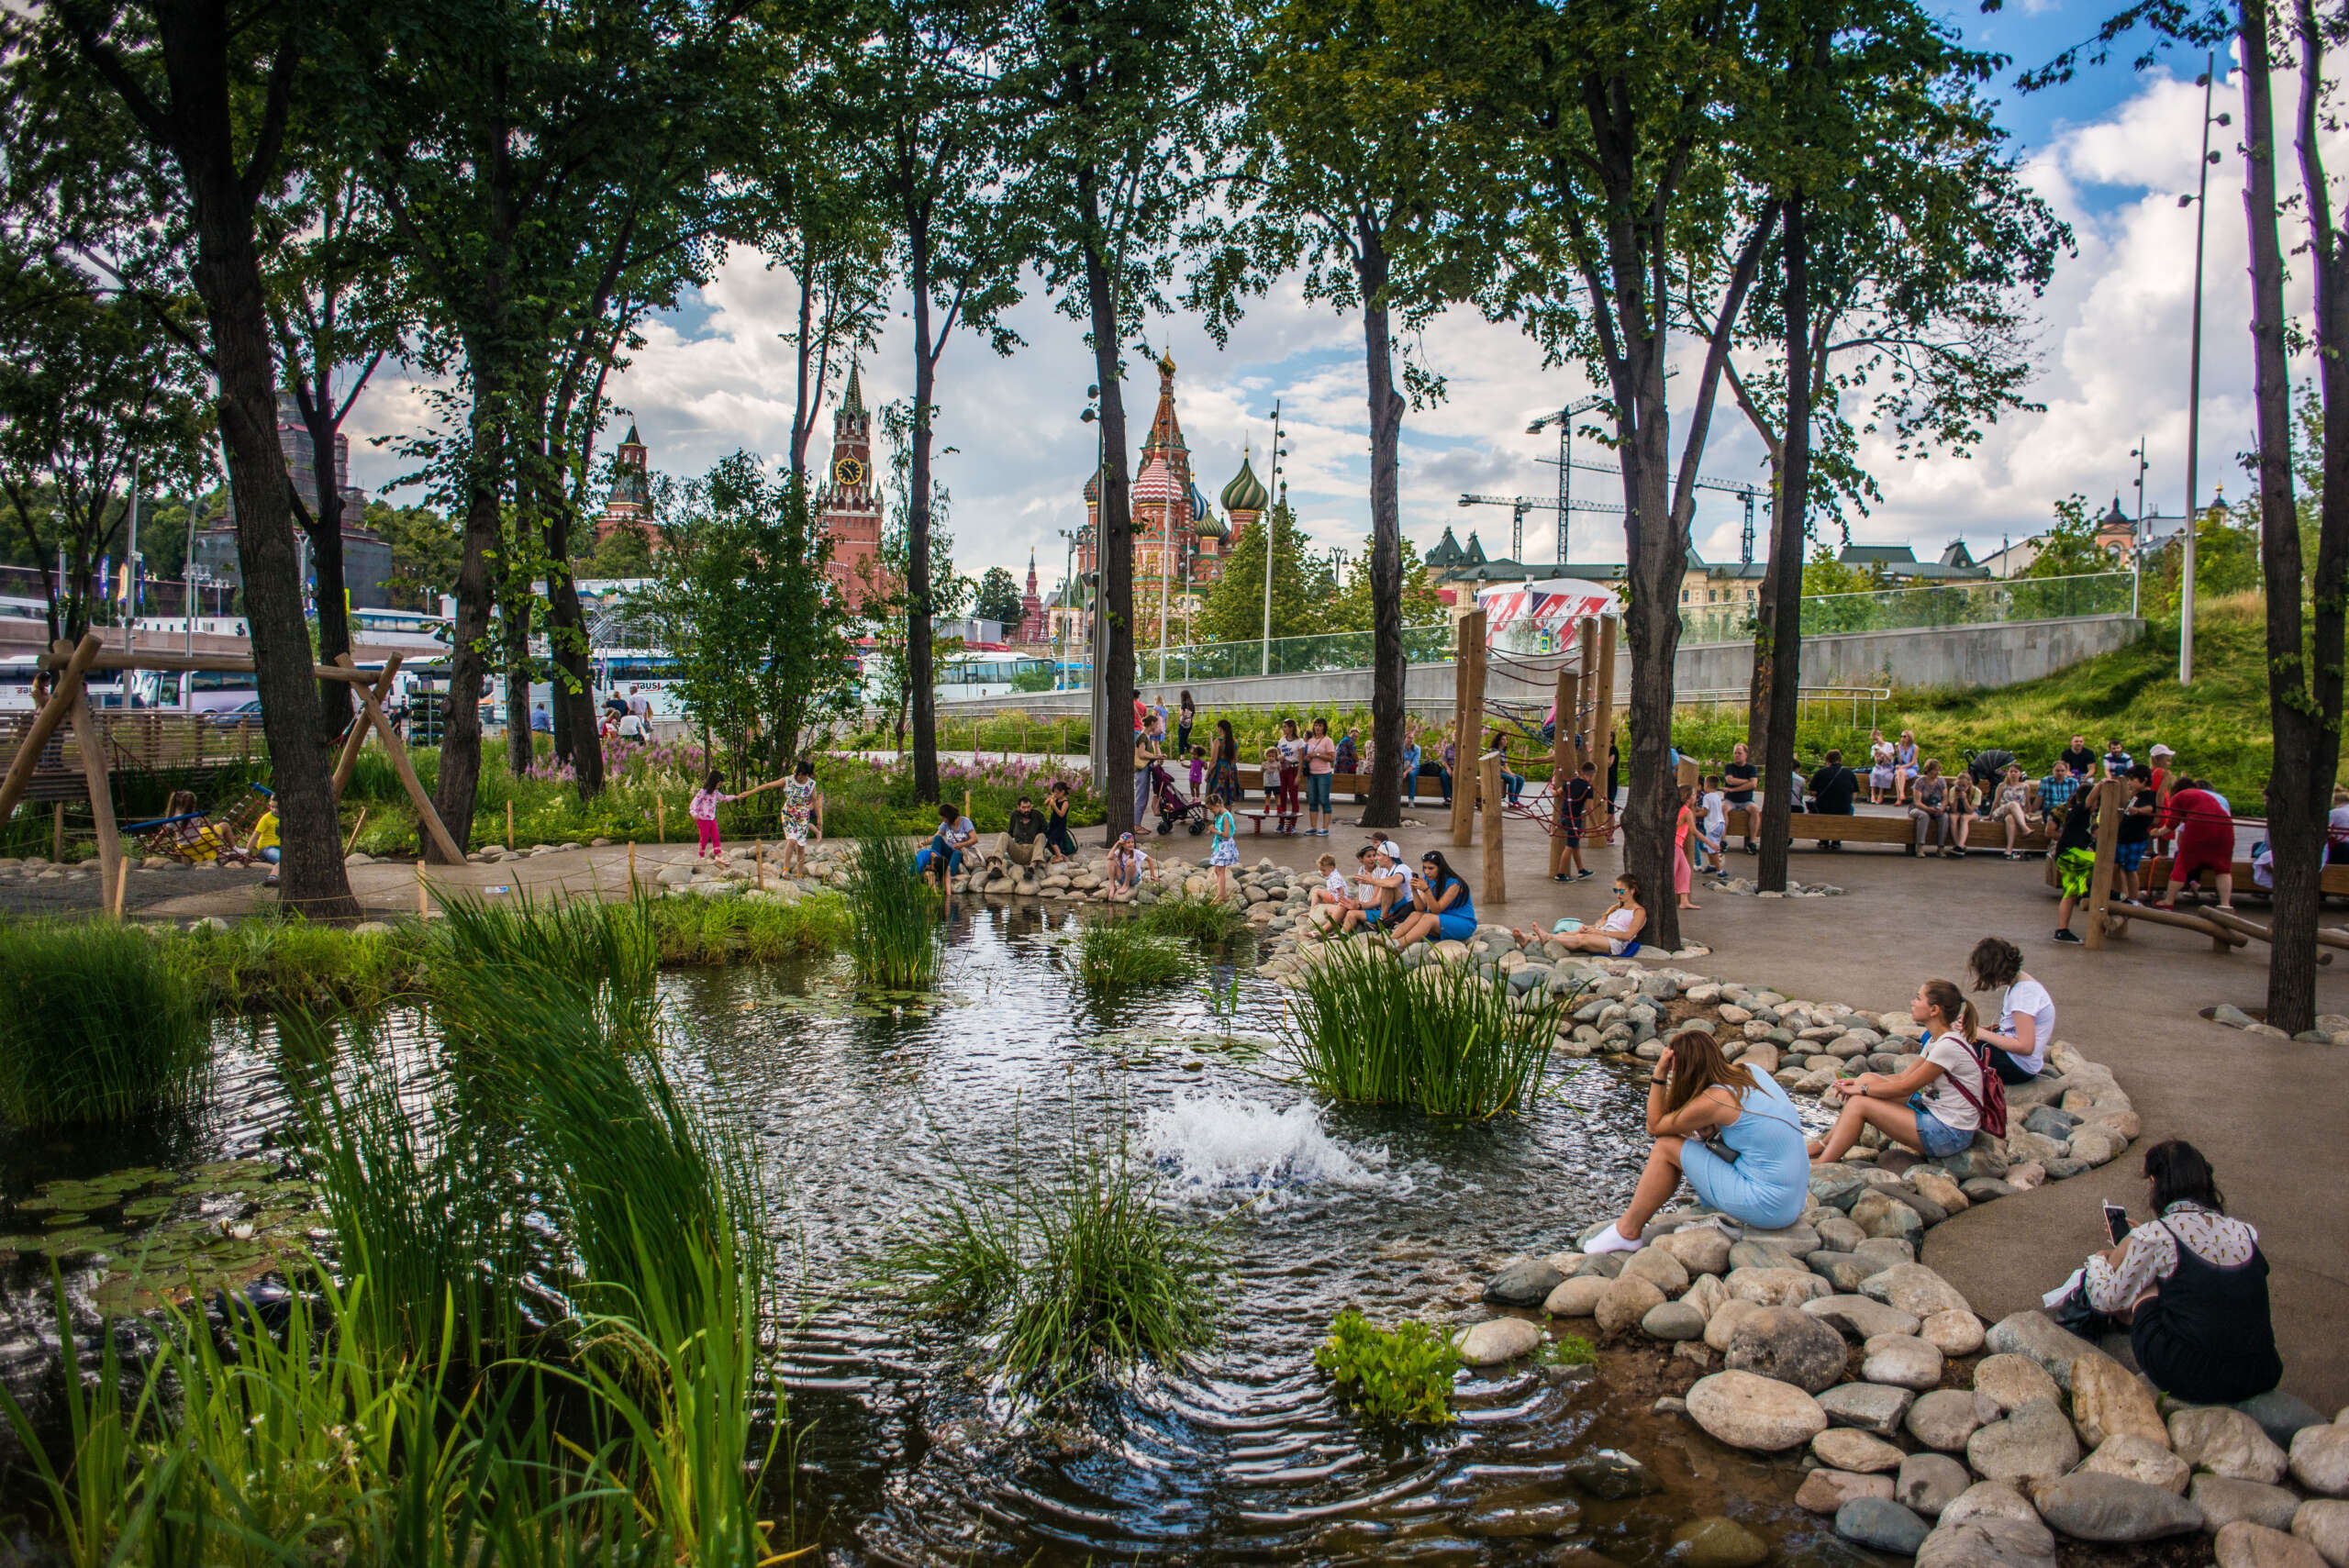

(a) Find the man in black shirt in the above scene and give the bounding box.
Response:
[1724,740,1759,853]
[2058,733,2095,779]
[1809,747,1859,850]
[1001,794,1048,870]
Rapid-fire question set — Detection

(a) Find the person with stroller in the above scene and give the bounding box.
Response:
[1134,714,1167,832]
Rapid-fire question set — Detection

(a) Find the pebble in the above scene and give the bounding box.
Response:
[2030,1471,2206,1541]
[1974,1353,2062,1415]
[1812,1427,1905,1473]
[1836,1496,1932,1554]
[2242,1390,2330,1447]
[1620,1246,1689,1296]
[1453,1318,1542,1366]
[2068,1351,2168,1448]
[1543,1275,1609,1318]
[1984,1310,2101,1390]
[1594,1275,1666,1336]
[1919,1309,1985,1356]
[2079,1432,2192,1495]
[1916,1512,2059,1568]
[2293,1498,2349,1565]
[1897,1452,1973,1518]
[1818,1381,1915,1437]
[1798,1465,1893,1516]
[1722,1305,1850,1394]
[1802,1294,1917,1342]
[1701,1296,1763,1352]
[1642,1301,1706,1341]
[2176,1407,2293,1485]
[2219,1521,2331,1568]
[2295,1425,2349,1496]
[1666,1516,1769,1568]
[1860,1333,1945,1391]
[1860,1262,1971,1318]
[1655,1226,1731,1276]
[1686,1370,1829,1452]
[1484,1257,1564,1307]
[1969,1398,2085,1485]
[1723,1266,1829,1307]
[2195,1474,2310,1532]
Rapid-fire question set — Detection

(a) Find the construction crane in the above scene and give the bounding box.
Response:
[1456,493,1623,565]
[1546,458,1773,563]
[1526,395,1610,563]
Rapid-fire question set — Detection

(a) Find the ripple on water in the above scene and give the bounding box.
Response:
[1141,1093,1407,1205]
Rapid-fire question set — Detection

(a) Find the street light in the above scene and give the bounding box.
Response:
[1260,401,1286,673]
[2177,55,2230,685]
[1081,384,1106,782]
[2129,436,2149,616]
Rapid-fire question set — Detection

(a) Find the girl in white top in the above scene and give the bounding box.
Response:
[1523,873,1649,955]
[1809,977,1988,1162]
[1968,935,2054,1082]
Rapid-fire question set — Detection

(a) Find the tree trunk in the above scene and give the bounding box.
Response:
[504,604,531,779]
[908,217,941,805]
[432,379,502,861]
[1081,180,1134,843]
[789,250,816,488]
[295,414,356,751]
[1759,192,1811,894]
[1359,222,1408,830]
[545,534,603,799]
[1620,356,1681,953]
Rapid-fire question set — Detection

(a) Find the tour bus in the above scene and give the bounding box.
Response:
[935,648,1052,702]
[0,656,134,713]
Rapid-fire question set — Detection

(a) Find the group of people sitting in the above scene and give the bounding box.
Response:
[1583,935,2282,1407]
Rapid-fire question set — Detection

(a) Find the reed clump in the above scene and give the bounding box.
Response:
[1134,889,1245,945]
[0,921,208,1128]
[846,834,941,989]
[1074,919,1192,987]
[169,914,429,1014]
[649,889,853,963]
[1281,940,1571,1118]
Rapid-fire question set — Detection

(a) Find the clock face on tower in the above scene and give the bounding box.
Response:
[833,457,865,488]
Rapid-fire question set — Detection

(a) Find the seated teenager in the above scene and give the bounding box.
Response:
[1988,764,2035,858]
[1533,873,1648,955]
[1390,850,1475,945]
[1809,978,1991,1162]
[2065,1140,2281,1406]
[1584,1028,1809,1253]
[1808,748,1857,849]
[1341,846,1409,934]
[1968,935,2054,1083]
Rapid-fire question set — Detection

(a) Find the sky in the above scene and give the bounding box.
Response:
[340,6,2334,592]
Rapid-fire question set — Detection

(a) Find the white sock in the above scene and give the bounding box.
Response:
[1584,1222,1643,1255]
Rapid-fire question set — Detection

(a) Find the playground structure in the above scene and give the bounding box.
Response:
[0,637,461,915]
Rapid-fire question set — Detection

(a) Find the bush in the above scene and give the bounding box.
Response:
[648,891,852,964]
[1135,890,1245,945]
[1074,920,1191,987]
[1315,1309,1459,1426]
[845,835,941,989]
[0,921,208,1127]
[1282,940,1572,1118]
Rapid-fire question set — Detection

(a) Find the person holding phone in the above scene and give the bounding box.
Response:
[1583,1028,1810,1254]
[2069,1140,2281,1405]
[1809,978,1990,1162]
[1389,851,1475,945]
[1531,873,1649,957]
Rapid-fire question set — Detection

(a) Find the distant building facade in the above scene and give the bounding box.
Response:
[816,364,885,609]
[593,424,654,548]
[194,392,390,608]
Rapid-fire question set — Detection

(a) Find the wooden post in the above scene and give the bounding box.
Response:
[0,632,104,828]
[1451,609,1486,847]
[629,839,638,892]
[417,860,429,919]
[344,669,465,865]
[332,654,403,799]
[507,799,515,851]
[1551,664,1576,877]
[2084,777,2124,951]
[51,802,63,863]
[1481,752,1506,906]
[657,798,666,842]
[1589,617,1618,840]
[755,841,765,891]
[112,853,128,920]
[345,807,369,855]
[66,684,121,912]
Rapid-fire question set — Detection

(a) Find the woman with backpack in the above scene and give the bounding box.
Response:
[1809,977,2001,1162]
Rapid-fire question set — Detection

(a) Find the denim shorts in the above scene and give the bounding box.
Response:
[2115,839,2150,873]
[1306,773,1333,811]
[1907,1095,1975,1158]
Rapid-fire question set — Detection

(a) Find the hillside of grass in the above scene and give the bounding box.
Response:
[1667,594,2321,805]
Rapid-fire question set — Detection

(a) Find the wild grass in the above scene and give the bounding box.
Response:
[846,834,941,989]
[882,1113,1222,1402]
[0,921,209,1127]
[168,914,428,1014]
[430,888,660,1049]
[1135,889,1246,945]
[1074,919,1193,987]
[1282,940,1569,1118]
[649,889,853,963]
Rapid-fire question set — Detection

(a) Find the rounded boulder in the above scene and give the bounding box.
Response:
[1687,1369,1830,1452]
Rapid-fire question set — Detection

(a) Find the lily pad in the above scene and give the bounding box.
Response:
[121,1196,177,1220]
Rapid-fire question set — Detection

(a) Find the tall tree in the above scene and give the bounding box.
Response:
[1005,0,1239,841]
[32,0,360,917]
[1195,494,1337,642]
[1196,0,1481,828]
[973,564,1025,627]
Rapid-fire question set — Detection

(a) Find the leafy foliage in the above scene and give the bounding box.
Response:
[1197,498,1339,642]
[974,564,1026,628]
[1315,1309,1459,1426]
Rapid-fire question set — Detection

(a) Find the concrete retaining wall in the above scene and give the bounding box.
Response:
[935,614,2144,718]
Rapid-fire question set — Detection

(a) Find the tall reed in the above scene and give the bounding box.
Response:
[1074,919,1192,987]
[649,888,853,963]
[431,886,659,1044]
[1282,940,1571,1118]
[1135,889,1245,945]
[846,834,941,988]
[0,920,208,1127]
[170,913,428,1014]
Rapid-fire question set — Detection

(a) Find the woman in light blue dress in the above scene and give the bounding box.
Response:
[1583,1027,1809,1254]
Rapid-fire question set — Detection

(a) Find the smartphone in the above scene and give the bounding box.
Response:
[2103,1204,2132,1246]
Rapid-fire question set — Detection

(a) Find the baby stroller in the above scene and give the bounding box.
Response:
[1149,760,1211,837]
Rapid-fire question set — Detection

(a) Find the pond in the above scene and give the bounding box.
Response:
[0,906,1859,1567]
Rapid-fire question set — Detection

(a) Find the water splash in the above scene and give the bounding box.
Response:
[1141,1094,1403,1202]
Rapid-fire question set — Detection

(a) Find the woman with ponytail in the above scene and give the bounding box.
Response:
[1809,977,1991,1163]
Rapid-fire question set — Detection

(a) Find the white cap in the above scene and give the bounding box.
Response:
[2150,743,2175,759]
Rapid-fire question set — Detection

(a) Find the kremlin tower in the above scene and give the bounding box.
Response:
[816,363,883,608]
[594,425,653,546]
[1019,550,1046,642]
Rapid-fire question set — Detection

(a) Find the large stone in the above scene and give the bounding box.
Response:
[1723,1305,1851,1393]
[2240,1390,2330,1447]
[1544,1275,1609,1318]
[2080,1432,2191,1494]
[1566,1448,1657,1500]
[1818,1381,1915,1437]
[2175,1407,2292,1485]
[1798,1469,1894,1515]
[1686,1370,1830,1452]
[1862,1262,1972,1318]
[1898,1452,1972,1518]
[1682,1272,1727,1320]
[1728,1239,1806,1273]
[2069,1352,2168,1448]
[1666,1515,1770,1568]
[1942,1481,2046,1529]
[2194,1475,2308,1532]
[1974,1353,2062,1415]
[1701,1296,1765,1352]
[1642,1300,1707,1341]
[1485,1257,1566,1307]
[1453,1317,1543,1366]
[1919,1309,1985,1356]
[1657,1225,1733,1276]
[1803,1294,1918,1341]
[1812,1427,1906,1473]
[1863,1333,1946,1391]
[1968,1398,2083,1485]
[2030,1472,2204,1541]
[1985,1310,2101,1390]
[1909,1166,1972,1214]
[1806,1251,1893,1294]
[1915,1515,2058,1568]
[2295,1425,2349,1496]
[1595,1275,1667,1336]
[1621,1246,1690,1297]
[1851,1189,1926,1241]
[1724,1266,1830,1307]
[2219,1522,2331,1568]
[1909,1388,2001,1451]
[1836,1497,1932,1555]
[2294,1498,2349,1566]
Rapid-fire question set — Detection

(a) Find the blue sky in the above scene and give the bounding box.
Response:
[345,16,2318,591]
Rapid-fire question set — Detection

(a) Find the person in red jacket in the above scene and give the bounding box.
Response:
[2154,778,2236,911]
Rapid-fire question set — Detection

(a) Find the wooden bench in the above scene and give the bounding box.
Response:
[1723,806,2052,854]
[2143,855,2349,896]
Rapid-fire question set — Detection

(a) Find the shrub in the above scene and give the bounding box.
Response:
[0,921,208,1127]
[168,915,428,1014]
[845,835,941,989]
[1281,940,1572,1118]
[647,890,853,964]
[1135,890,1245,945]
[1315,1309,1459,1426]
[1074,919,1191,987]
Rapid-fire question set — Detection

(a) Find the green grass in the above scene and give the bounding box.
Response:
[846,835,942,989]
[432,888,660,1049]
[1074,919,1193,986]
[881,1114,1223,1402]
[168,915,429,1014]
[1135,889,1247,944]
[1315,1309,1460,1426]
[0,922,209,1127]
[649,889,853,963]
[1283,940,1573,1118]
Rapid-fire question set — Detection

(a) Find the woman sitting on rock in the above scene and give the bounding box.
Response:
[1531,873,1648,957]
[2077,1140,2281,1405]
[1583,1027,1809,1254]
[1809,977,1990,1163]
[1390,850,1476,945]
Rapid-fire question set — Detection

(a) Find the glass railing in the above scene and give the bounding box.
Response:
[1138,622,1453,684]
[1679,571,2136,643]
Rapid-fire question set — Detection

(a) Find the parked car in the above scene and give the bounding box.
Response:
[208,700,265,728]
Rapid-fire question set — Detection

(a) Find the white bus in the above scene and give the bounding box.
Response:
[0,657,136,713]
[936,649,1052,702]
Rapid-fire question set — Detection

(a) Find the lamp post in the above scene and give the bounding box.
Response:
[2129,436,2149,617]
[1260,400,1286,674]
[2178,51,2228,684]
[1055,525,1077,692]
[1081,384,1107,784]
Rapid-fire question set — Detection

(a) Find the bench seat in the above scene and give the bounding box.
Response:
[1723,806,2052,853]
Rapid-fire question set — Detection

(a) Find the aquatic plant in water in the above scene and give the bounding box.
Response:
[1074,919,1192,987]
[1135,889,1245,945]
[1315,1309,1459,1426]
[846,834,941,989]
[650,888,852,963]
[168,914,429,1014]
[1281,939,1573,1118]
[0,920,207,1127]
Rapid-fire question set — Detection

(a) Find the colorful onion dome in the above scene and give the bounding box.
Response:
[1131,455,1186,507]
[1220,450,1269,515]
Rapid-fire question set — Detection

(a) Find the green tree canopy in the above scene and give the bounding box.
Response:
[974,564,1025,628]
[1196,501,1338,643]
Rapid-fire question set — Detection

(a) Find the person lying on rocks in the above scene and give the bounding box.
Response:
[1524,873,1648,957]
[1809,977,1991,1163]
[1582,1027,1809,1255]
